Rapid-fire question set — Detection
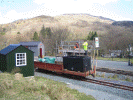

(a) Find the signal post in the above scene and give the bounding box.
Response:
[94,37,99,77]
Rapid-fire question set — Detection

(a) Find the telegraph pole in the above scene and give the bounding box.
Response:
[128,43,131,66]
[95,37,99,77]
[92,38,95,71]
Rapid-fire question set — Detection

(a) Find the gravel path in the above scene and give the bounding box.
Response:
[35,72,133,100]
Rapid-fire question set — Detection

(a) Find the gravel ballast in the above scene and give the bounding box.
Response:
[35,72,133,100]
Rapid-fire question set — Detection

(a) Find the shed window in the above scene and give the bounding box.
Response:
[16,53,27,66]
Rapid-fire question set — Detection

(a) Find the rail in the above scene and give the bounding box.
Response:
[81,78,133,91]
[35,70,133,92]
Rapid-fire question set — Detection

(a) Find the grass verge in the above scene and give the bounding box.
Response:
[97,57,133,62]
[0,73,95,100]
[96,73,133,82]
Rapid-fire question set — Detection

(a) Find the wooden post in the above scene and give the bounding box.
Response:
[95,49,98,77]
[92,49,95,71]
[55,41,57,56]
[92,38,95,71]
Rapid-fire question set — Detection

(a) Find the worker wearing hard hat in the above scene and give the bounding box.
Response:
[83,40,88,56]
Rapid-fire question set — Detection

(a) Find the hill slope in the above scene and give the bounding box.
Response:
[0,13,133,51]
[0,14,113,37]
[112,21,133,27]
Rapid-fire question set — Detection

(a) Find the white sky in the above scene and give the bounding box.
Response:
[0,0,133,24]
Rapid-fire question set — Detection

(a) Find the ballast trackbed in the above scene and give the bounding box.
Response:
[34,61,133,92]
[80,78,133,92]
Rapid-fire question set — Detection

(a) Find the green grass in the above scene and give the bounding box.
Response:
[0,73,95,100]
[101,73,105,78]
[96,74,133,82]
[0,32,5,35]
[97,57,133,62]
[112,74,118,79]
[125,77,132,82]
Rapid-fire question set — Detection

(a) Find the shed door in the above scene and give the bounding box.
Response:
[40,48,42,58]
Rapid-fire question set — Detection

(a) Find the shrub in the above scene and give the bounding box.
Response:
[112,74,118,79]
[0,32,5,35]
[17,32,21,34]
[101,73,105,78]
[125,77,131,82]
[108,75,112,78]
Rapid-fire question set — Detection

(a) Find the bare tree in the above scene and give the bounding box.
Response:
[40,26,72,56]
[99,25,133,55]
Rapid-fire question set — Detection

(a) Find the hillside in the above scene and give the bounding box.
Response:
[0,14,113,37]
[0,13,133,53]
[54,14,113,36]
[112,21,133,27]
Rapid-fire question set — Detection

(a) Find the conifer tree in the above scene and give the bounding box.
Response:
[33,31,39,41]
[46,27,51,38]
[94,32,98,37]
[90,31,94,40]
[40,25,46,39]
[87,31,98,41]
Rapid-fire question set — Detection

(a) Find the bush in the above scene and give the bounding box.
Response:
[112,74,118,79]
[125,77,131,82]
[17,32,21,34]
[101,73,105,78]
[0,32,5,35]
[108,75,112,78]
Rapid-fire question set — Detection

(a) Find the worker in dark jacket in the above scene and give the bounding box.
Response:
[74,42,79,50]
[83,40,88,56]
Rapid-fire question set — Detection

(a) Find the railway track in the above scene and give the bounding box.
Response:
[81,78,133,92]
[35,69,133,92]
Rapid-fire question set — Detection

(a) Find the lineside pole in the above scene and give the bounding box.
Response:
[95,49,98,77]
[94,37,99,77]
[92,48,95,71]
[56,40,57,56]
[92,39,95,71]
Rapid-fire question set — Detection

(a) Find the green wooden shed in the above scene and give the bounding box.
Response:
[0,44,34,77]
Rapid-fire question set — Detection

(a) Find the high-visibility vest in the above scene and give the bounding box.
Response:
[83,42,88,50]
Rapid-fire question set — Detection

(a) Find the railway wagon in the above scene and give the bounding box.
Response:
[34,56,96,77]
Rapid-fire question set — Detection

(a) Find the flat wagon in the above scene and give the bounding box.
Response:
[34,56,96,77]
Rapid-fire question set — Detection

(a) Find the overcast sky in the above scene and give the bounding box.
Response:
[0,0,133,24]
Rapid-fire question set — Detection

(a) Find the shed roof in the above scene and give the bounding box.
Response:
[0,44,34,55]
[19,41,43,46]
[0,44,21,55]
